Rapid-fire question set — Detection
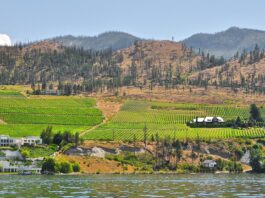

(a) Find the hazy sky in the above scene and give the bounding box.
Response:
[1,0,265,43]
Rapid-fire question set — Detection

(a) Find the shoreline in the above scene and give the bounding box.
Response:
[1,171,262,176]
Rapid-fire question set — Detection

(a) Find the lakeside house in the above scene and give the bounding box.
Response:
[0,135,43,174]
[0,161,41,174]
[191,117,224,124]
[202,160,217,168]
[22,136,42,146]
[0,161,18,172]
[0,135,42,147]
[18,165,42,174]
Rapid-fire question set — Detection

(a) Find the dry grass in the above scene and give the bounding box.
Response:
[114,40,200,84]
[116,86,265,105]
[56,154,135,174]
[190,57,265,87]
[23,41,63,54]
[96,97,123,120]
[81,140,124,150]
[0,119,6,125]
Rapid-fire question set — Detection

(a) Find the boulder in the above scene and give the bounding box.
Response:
[240,150,250,164]
[91,147,106,158]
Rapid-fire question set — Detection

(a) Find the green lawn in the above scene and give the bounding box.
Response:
[84,100,265,140]
[0,91,103,137]
[20,145,57,158]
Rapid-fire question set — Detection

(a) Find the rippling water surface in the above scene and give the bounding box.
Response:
[0,174,264,197]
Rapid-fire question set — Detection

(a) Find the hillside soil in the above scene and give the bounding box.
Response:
[114,86,265,105]
[61,140,257,173]
[56,154,135,174]
[80,98,123,136]
[0,119,6,124]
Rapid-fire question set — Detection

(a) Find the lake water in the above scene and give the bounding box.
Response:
[0,174,264,197]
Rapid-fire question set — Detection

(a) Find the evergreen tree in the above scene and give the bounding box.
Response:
[250,104,263,122]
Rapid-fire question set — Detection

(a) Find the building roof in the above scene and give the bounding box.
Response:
[194,118,205,123]
[24,136,41,139]
[0,135,11,139]
[192,117,224,123]
[203,160,216,164]
[204,117,214,122]
[216,117,224,122]
[18,166,41,171]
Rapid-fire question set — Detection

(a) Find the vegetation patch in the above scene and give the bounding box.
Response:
[85,100,265,141]
[20,145,57,158]
[0,92,103,137]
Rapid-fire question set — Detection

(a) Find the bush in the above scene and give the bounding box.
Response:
[250,146,265,173]
[21,150,30,158]
[60,162,73,173]
[42,158,56,173]
[234,147,244,160]
[0,150,6,157]
[227,160,243,172]
[72,163,80,172]
[177,163,199,172]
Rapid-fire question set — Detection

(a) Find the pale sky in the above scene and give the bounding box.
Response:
[1,0,265,43]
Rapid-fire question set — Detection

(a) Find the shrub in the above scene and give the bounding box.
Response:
[42,158,56,172]
[177,163,199,172]
[21,150,30,158]
[0,150,6,157]
[72,163,81,172]
[60,162,73,173]
[234,147,244,160]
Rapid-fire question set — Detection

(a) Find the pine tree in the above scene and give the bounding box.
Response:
[250,104,263,122]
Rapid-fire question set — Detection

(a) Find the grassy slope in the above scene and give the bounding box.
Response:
[0,90,104,137]
[85,100,265,140]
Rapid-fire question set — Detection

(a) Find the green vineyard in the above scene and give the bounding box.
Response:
[85,100,265,140]
[1,88,265,140]
[0,90,103,137]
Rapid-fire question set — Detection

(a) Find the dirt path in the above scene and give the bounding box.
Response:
[80,118,107,136]
[80,98,123,137]
[0,119,7,125]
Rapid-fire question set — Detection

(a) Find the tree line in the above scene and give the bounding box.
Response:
[1,42,265,95]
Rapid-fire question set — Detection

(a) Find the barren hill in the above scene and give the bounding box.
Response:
[189,55,265,90]
[114,40,201,85]
[1,39,265,94]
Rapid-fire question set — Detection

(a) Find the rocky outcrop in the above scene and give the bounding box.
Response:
[240,150,250,164]
[90,147,106,158]
[64,147,91,156]
[64,145,147,157]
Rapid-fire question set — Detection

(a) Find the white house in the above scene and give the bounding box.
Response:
[0,161,18,172]
[202,160,217,168]
[0,161,41,174]
[192,117,224,124]
[0,135,42,147]
[0,135,15,147]
[21,136,42,146]
[18,166,42,174]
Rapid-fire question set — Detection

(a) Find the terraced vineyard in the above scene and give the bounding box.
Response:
[85,100,265,140]
[0,90,103,137]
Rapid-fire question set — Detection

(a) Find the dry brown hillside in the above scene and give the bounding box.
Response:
[114,40,201,84]
[23,41,63,54]
[189,56,265,88]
